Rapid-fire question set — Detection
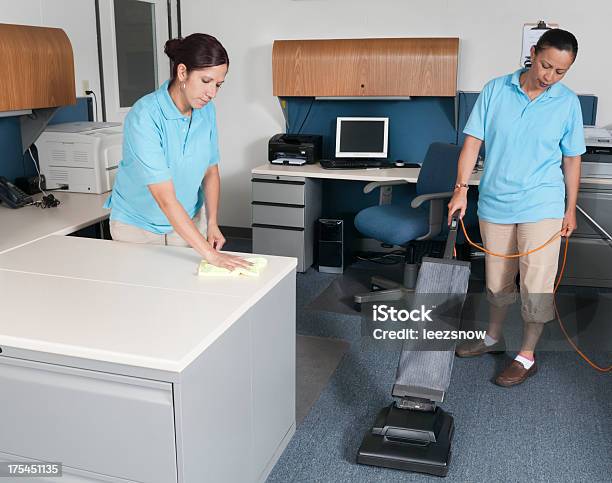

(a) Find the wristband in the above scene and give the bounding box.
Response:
[454,183,469,191]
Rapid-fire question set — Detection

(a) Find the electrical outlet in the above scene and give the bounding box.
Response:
[82,79,90,95]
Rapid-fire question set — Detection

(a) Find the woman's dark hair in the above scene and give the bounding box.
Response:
[534,28,578,60]
[164,33,229,79]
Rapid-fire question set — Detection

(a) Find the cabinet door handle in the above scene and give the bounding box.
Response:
[251,178,305,186]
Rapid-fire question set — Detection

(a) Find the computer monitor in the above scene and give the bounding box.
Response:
[335,117,389,158]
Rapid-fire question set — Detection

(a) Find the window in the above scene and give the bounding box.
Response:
[98,0,176,121]
[113,0,158,107]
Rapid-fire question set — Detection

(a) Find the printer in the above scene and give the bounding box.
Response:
[37,122,123,193]
[268,133,322,165]
[583,126,612,178]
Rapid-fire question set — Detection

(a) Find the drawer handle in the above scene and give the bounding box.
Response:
[251,178,305,186]
[252,223,304,232]
[252,201,305,208]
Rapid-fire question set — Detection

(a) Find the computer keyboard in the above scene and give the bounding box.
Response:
[320,158,389,169]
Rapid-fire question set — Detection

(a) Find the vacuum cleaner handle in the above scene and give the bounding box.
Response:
[443,211,460,260]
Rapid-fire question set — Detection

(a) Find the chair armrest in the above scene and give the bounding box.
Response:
[410,191,455,241]
[410,191,455,208]
[363,180,408,194]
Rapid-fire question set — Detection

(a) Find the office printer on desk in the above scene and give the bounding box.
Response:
[37,122,123,193]
[268,134,322,165]
[583,126,612,178]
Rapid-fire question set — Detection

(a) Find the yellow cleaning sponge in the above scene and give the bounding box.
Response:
[198,257,268,277]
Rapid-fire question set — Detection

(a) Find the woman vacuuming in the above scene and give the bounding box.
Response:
[105,33,250,271]
[448,29,586,387]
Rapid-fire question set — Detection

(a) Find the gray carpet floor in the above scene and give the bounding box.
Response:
[268,261,612,483]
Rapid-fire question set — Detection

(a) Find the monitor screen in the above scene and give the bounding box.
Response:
[335,117,389,158]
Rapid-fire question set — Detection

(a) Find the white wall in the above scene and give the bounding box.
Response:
[0,0,101,101]
[181,0,612,228]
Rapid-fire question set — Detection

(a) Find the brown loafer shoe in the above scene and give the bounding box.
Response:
[495,360,537,387]
[455,338,505,358]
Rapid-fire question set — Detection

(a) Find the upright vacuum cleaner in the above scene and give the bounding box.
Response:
[357,213,471,477]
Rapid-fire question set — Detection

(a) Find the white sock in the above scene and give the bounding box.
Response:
[515,354,534,369]
[484,334,498,347]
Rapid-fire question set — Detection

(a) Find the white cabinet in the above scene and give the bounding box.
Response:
[0,237,297,483]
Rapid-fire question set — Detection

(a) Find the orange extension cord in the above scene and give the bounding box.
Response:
[458,218,611,373]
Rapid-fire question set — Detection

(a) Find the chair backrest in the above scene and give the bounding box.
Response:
[416,143,462,196]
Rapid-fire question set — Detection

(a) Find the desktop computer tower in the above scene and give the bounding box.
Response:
[317,218,351,274]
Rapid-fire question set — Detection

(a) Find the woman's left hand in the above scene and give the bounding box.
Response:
[561,209,577,238]
[207,223,226,250]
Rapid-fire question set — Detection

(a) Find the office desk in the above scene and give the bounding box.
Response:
[251,163,481,271]
[0,191,109,254]
[0,236,297,483]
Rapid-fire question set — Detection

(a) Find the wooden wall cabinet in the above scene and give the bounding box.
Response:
[0,23,76,112]
[272,38,459,97]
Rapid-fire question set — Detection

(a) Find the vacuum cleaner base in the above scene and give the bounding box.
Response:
[357,404,454,477]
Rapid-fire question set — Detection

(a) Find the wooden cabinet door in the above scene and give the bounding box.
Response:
[273,38,459,97]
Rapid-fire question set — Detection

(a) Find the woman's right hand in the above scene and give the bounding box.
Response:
[205,250,253,271]
[447,190,468,225]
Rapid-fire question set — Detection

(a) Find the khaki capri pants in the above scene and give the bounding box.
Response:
[479,218,563,323]
[110,209,207,247]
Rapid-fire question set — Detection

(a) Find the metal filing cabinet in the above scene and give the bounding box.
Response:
[560,182,612,288]
[252,174,322,272]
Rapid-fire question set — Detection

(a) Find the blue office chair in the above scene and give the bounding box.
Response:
[353,142,465,305]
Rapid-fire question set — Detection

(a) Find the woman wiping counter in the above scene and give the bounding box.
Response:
[448,29,586,386]
[105,33,250,271]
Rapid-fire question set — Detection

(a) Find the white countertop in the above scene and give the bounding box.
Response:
[0,235,295,298]
[0,192,109,254]
[252,163,424,183]
[0,236,297,372]
[252,163,482,185]
[252,163,612,187]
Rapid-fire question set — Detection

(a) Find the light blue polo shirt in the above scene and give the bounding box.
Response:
[104,80,220,234]
[464,69,586,224]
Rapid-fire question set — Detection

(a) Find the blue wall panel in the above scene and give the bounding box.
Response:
[0,98,92,181]
[283,97,457,164]
[48,98,93,125]
[0,117,27,180]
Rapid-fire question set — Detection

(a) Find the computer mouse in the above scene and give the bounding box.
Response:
[394,160,421,168]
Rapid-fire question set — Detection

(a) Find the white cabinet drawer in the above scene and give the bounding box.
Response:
[0,357,177,483]
[252,178,305,205]
[253,226,305,272]
[252,203,305,228]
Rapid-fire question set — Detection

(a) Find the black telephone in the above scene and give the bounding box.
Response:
[0,176,33,208]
